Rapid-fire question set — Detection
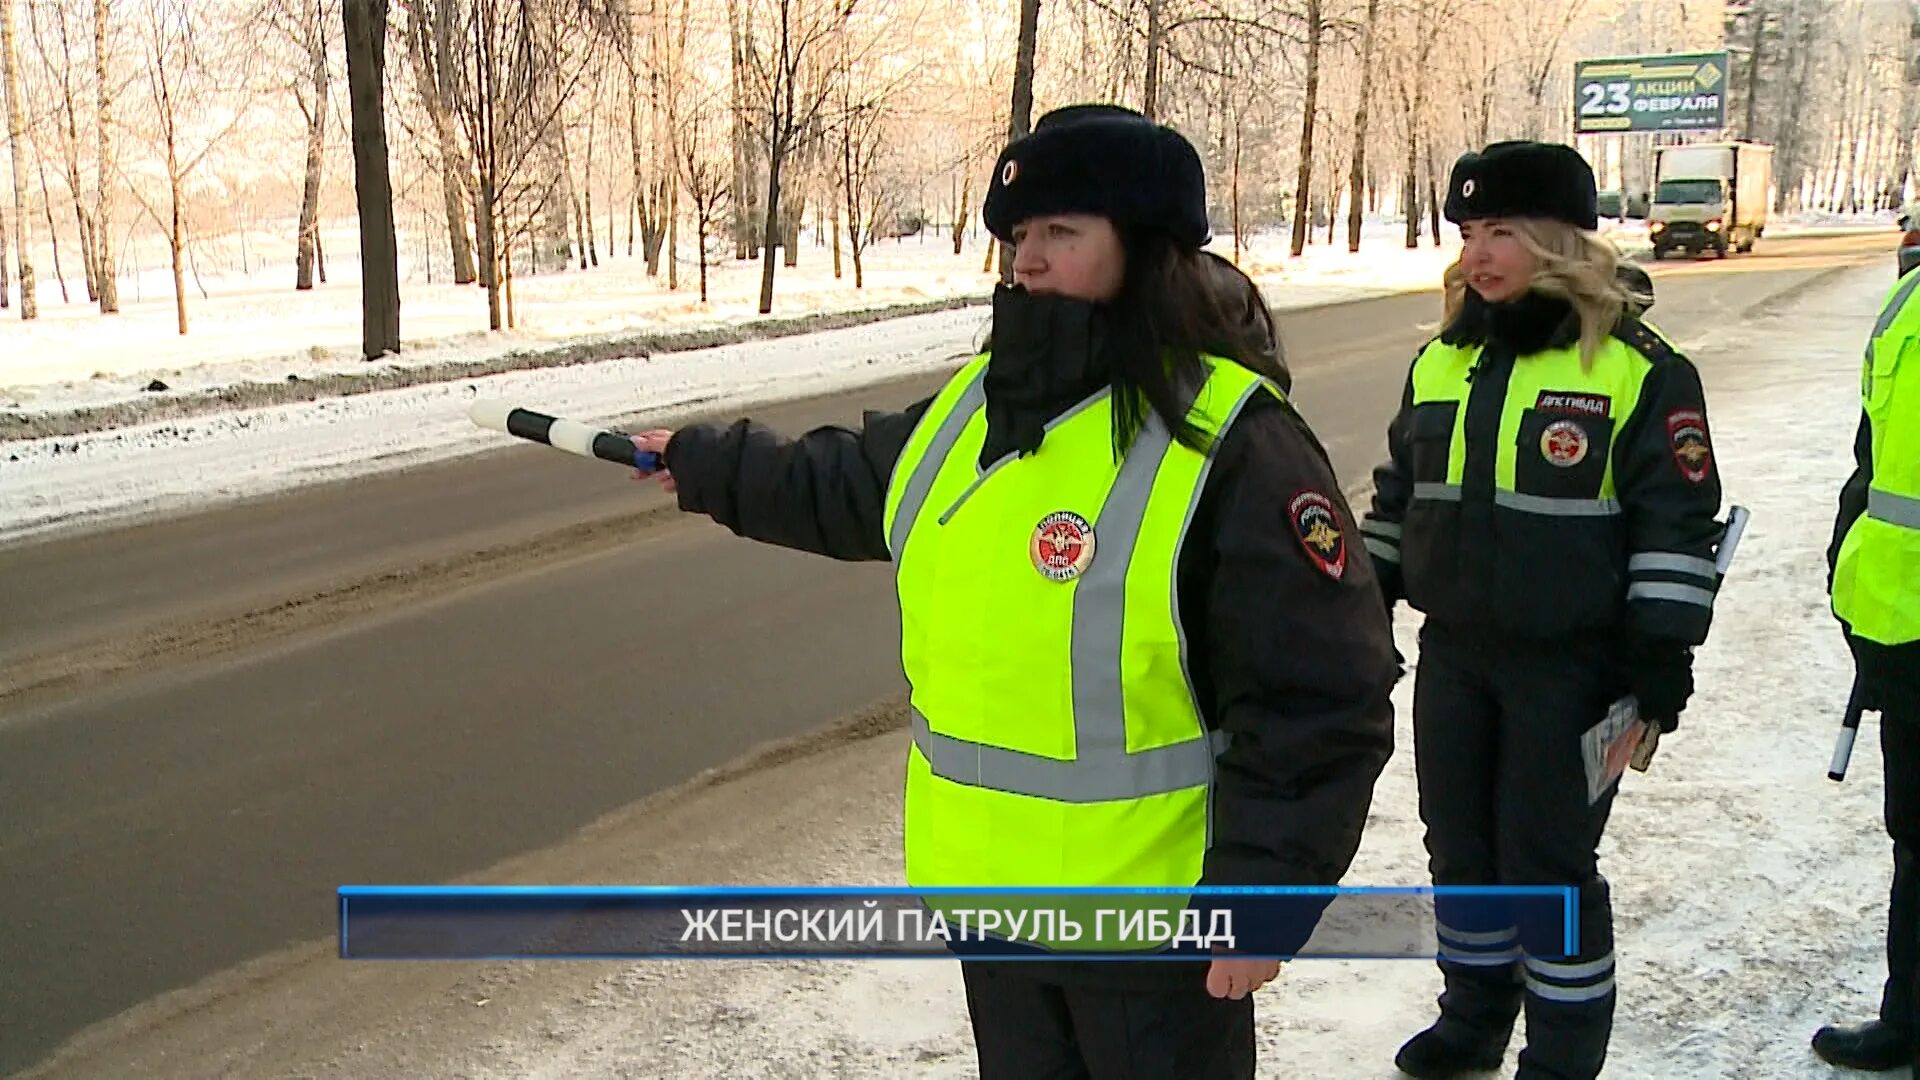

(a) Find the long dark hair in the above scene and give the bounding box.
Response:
[1103,231,1288,457]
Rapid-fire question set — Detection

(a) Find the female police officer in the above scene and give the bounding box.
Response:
[633,104,1397,1078]
[1362,142,1724,1080]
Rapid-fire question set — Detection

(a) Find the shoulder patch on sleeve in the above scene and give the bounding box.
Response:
[1665,408,1714,483]
[1288,489,1349,580]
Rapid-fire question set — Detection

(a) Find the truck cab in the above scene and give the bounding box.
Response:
[1649,142,1773,259]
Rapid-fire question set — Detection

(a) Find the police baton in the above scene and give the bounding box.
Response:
[1828,680,1869,782]
[468,401,662,472]
[1629,504,1752,772]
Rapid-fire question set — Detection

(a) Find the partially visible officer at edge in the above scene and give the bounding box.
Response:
[1815,265,1920,1075]
[1363,141,1726,1080]
[632,104,1398,1078]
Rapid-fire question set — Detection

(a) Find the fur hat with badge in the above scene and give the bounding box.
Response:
[983,104,1211,250]
[1444,140,1600,231]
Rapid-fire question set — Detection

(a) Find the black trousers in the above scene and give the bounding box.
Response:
[1412,623,1622,1080]
[960,962,1254,1080]
[1877,696,1918,1041]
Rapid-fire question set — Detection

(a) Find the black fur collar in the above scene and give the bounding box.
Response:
[1439,289,1580,354]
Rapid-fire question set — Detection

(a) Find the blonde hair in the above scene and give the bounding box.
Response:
[1442,218,1630,367]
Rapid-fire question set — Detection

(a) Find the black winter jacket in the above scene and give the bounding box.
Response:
[1365,291,1726,647]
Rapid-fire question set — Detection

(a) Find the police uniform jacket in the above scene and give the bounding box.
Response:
[661,324,1398,982]
[1365,289,1725,647]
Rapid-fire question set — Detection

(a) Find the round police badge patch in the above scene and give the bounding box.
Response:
[1288,490,1348,581]
[1540,419,1590,468]
[1032,511,1096,582]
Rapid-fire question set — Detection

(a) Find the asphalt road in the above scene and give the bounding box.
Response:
[0,231,1888,1074]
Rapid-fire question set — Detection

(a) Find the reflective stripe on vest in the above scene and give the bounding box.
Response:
[1833,269,1920,645]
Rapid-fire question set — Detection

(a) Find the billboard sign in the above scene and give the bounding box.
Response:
[1573,52,1729,133]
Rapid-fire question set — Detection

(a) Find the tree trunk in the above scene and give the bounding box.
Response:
[782,183,800,268]
[572,181,589,270]
[317,229,327,282]
[0,208,10,308]
[1143,0,1164,120]
[478,187,500,328]
[1289,0,1321,258]
[35,154,69,302]
[999,0,1041,281]
[345,0,400,358]
[1426,145,1441,246]
[668,170,679,289]
[504,241,515,328]
[93,0,117,313]
[295,0,329,292]
[1741,8,1767,140]
[1404,138,1419,249]
[2,0,37,318]
[831,175,843,279]
[1347,0,1379,253]
[725,0,753,260]
[1232,121,1243,263]
[697,206,709,301]
[584,94,600,267]
[758,145,783,313]
[34,0,99,301]
[169,164,187,334]
[408,10,474,285]
[950,173,969,254]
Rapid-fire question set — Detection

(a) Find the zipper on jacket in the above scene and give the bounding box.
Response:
[1461,344,1514,501]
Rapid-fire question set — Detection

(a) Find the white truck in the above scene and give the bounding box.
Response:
[1649,142,1774,259]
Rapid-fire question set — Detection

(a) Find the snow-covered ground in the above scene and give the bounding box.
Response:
[0,223,1460,418]
[410,263,1897,1079]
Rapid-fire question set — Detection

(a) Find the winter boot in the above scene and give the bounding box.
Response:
[1811,1019,1913,1071]
[1394,1020,1506,1078]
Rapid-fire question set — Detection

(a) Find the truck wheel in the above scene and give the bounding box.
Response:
[1715,241,1729,259]
[1649,247,1664,261]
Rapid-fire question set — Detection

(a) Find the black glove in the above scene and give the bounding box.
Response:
[1624,637,1694,733]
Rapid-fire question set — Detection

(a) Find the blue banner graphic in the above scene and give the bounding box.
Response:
[339,886,1576,962]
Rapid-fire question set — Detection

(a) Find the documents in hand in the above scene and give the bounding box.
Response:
[1581,696,1649,805]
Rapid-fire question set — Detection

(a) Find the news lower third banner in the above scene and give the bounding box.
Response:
[339,886,1576,961]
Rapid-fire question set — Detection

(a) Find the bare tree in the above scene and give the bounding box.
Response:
[261,0,340,291]
[403,0,479,284]
[128,0,252,335]
[29,0,99,301]
[742,0,854,314]
[1347,0,1379,253]
[445,0,589,329]
[2,0,35,317]
[677,82,731,302]
[345,0,399,356]
[1287,0,1322,258]
[998,0,1039,281]
[93,0,118,313]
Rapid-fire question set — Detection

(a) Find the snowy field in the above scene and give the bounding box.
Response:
[416,264,1900,1079]
[0,222,1471,543]
[0,221,1463,417]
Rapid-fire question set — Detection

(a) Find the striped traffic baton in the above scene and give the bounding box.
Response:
[468,401,662,472]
